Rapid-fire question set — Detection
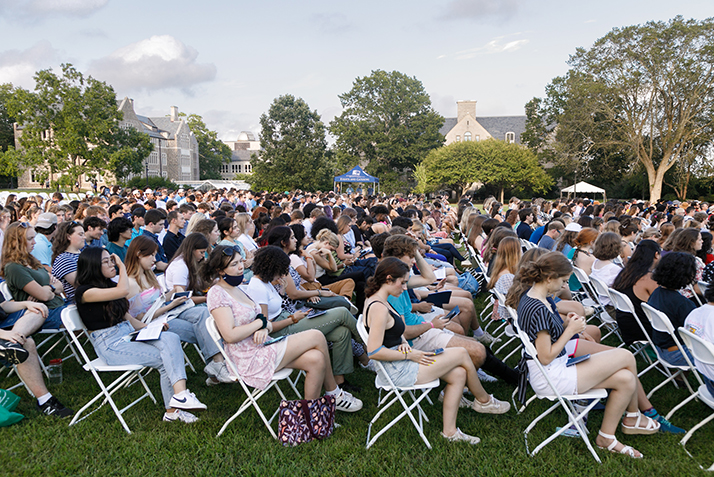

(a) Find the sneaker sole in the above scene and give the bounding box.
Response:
[0,345,29,365]
[169,400,207,411]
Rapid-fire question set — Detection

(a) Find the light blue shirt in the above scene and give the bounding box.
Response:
[31,233,53,267]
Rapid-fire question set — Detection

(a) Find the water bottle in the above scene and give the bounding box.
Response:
[47,359,63,385]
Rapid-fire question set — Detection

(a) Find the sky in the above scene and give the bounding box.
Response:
[1,0,713,143]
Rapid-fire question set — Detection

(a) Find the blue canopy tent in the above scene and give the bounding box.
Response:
[334,166,379,195]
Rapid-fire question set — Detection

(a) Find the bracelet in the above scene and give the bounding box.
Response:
[429,322,434,329]
[318,290,321,297]
[48,284,56,293]
[256,314,268,330]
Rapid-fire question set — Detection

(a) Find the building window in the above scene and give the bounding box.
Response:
[475,135,480,142]
[464,132,472,142]
[505,132,515,143]
[456,135,461,142]
[161,152,167,165]
[162,171,167,178]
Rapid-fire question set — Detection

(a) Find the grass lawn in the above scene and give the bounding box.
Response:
[4,295,714,477]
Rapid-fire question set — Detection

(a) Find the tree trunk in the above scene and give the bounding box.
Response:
[499,187,504,204]
[649,167,666,203]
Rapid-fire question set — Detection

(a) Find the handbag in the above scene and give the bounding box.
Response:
[278,395,336,446]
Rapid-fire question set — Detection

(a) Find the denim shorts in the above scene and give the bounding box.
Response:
[376,345,420,387]
[0,305,65,330]
[658,345,695,367]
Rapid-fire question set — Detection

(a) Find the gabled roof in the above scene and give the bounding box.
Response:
[439,115,526,144]
[150,117,182,139]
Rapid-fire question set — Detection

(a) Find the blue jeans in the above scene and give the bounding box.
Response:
[0,305,65,330]
[167,305,219,362]
[90,321,186,408]
[658,345,695,367]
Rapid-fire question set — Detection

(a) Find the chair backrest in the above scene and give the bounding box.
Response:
[699,281,710,298]
[60,305,95,366]
[0,281,12,301]
[641,302,676,335]
[571,267,590,285]
[157,274,168,294]
[608,288,636,316]
[356,314,369,344]
[205,315,241,381]
[589,275,611,301]
[679,327,714,366]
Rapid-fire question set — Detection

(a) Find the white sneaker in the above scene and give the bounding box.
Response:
[475,332,500,346]
[163,409,199,423]
[169,390,207,411]
[438,390,473,408]
[204,360,234,383]
[334,390,363,412]
[471,394,510,414]
[441,428,480,445]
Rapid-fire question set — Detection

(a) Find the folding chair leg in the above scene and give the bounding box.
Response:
[680,410,714,471]
[366,389,433,449]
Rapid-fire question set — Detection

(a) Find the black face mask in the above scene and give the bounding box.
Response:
[222,273,244,287]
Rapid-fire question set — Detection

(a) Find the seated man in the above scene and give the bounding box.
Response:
[0,296,73,417]
[538,220,564,251]
[141,208,168,272]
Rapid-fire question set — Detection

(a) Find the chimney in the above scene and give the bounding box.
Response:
[457,100,477,123]
[170,106,179,122]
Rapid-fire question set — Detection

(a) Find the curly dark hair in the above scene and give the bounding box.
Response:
[201,245,240,284]
[651,252,697,290]
[252,245,290,283]
[311,216,338,240]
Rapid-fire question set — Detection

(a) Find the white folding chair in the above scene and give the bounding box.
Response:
[607,288,660,375]
[584,274,623,345]
[205,315,299,438]
[698,281,710,298]
[356,315,439,449]
[678,327,714,471]
[515,327,607,463]
[641,303,703,417]
[61,306,157,434]
[490,289,521,361]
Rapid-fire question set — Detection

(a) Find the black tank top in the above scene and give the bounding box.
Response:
[364,301,404,349]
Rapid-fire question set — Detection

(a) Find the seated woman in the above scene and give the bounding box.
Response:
[487,236,521,321]
[244,245,365,392]
[590,232,624,309]
[567,227,599,292]
[365,257,510,445]
[612,240,661,346]
[126,236,231,385]
[506,252,661,458]
[75,247,206,423]
[206,245,362,412]
[1,222,67,331]
[51,220,87,304]
[647,252,698,367]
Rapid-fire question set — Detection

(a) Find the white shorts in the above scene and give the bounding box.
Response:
[527,354,578,396]
[411,328,453,351]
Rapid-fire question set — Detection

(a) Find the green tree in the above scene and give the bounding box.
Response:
[418,139,552,202]
[250,94,330,192]
[329,70,445,192]
[0,84,13,152]
[1,64,152,187]
[526,17,714,202]
[183,114,232,180]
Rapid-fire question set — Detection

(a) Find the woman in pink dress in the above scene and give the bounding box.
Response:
[205,245,362,411]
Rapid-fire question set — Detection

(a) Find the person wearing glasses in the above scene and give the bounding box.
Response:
[537,220,565,251]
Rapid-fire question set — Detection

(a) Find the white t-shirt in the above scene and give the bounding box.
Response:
[590,260,622,306]
[302,218,313,238]
[245,277,283,320]
[165,257,189,290]
[238,234,258,253]
[343,229,356,249]
[684,304,714,382]
[305,243,326,278]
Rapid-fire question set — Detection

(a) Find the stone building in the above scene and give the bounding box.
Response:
[220,131,259,179]
[439,100,526,145]
[16,98,199,188]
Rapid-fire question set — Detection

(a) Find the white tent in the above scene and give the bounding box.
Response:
[560,181,607,201]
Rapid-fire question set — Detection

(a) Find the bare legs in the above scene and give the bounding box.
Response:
[277,330,337,399]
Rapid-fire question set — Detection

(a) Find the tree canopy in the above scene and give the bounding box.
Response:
[329,70,445,192]
[184,114,232,180]
[525,16,714,202]
[0,64,152,187]
[418,139,552,201]
[249,94,331,192]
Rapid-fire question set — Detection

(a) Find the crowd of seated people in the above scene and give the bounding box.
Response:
[2,187,714,454]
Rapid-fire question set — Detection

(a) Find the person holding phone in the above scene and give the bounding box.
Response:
[125,236,231,385]
[75,247,206,423]
[505,252,661,458]
[364,257,510,446]
[205,245,362,412]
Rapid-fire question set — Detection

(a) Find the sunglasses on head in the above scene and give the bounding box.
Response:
[221,245,242,257]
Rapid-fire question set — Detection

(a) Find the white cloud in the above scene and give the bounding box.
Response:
[311,13,354,34]
[438,36,529,60]
[441,0,525,22]
[0,41,60,87]
[89,35,217,93]
[0,0,107,19]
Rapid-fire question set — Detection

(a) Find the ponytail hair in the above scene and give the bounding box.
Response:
[505,250,572,309]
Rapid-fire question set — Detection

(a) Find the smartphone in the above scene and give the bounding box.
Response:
[263,335,287,346]
[443,305,461,322]
[566,354,590,367]
[171,291,193,300]
[432,348,445,355]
